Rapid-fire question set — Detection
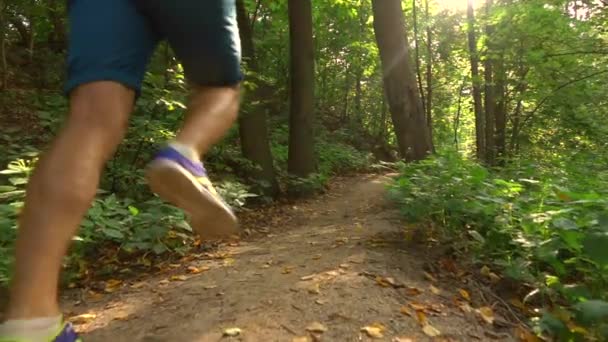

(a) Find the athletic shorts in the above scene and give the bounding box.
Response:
[65,0,243,96]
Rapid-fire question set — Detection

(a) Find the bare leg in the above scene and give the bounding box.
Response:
[174,85,240,157]
[6,81,134,319]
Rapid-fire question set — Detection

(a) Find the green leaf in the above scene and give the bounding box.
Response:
[574,300,608,323]
[128,206,140,216]
[102,228,124,239]
[583,231,608,266]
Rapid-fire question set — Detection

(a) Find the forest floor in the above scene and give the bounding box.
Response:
[63,174,519,342]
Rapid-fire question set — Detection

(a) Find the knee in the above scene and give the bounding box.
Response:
[68,81,134,141]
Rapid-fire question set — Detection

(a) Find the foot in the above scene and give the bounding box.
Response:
[0,322,82,342]
[145,147,238,240]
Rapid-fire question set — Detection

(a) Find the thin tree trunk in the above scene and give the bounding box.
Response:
[467,0,485,160]
[355,71,362,123]
[287,0,316,177]
[494,57,507,165]
[483,0,495,165]
[236,0,280,197]
[372,0,432,161]
[454,81,465,149]
[412,0,427,116]
[0,0,7,89]
[425,0,434,150]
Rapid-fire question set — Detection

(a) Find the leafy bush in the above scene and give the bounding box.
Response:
[388,151,608,340]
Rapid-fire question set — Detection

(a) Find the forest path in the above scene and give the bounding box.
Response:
[66,174,515,342]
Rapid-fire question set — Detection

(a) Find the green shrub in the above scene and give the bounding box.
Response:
[389,151,608,340]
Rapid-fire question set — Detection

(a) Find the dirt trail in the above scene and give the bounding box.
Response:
[65,174,516,341]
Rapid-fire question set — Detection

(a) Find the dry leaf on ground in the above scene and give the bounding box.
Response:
[416,310,428,326]
[400,305,413,316]
[405,287,422,296]
[422,324,441,337]
[361,323,385,338]
[430,285,441,295]
[70,313,96,325]
[170,275,187,282]
[306,322,327,333]
[223,327,241,337]
[104,279,123,292]
[393,338,414,342]
[187,266,210,274]
[459,289,471,301]
[292,337,311,342]
[308,283,321,294]
[423,271,438,282]
[477,306,495,324]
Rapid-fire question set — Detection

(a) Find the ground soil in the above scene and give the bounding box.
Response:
[64,174,517,342]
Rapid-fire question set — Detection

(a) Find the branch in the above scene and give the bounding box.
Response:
[250,0,262,34]
[546,50,608,58]
[520,69,608,127]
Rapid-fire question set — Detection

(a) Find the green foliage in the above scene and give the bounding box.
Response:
[389,151,608,339]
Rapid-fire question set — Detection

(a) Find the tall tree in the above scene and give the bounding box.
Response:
[483,0,496,165]
[235,0,280,197]
[0,0,7,89]
[425,0,433,147]
[287,0,316,177]
[372,0,432,161]
[467,0,485,160]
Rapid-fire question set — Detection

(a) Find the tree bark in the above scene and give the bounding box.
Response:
[494,58,506,165]
[412,0,427,116]
[287,0,316,177]
[425,0,434,150]
[235,0,280,197]
[0,0,7,89]
[454,81,466,149]
[467,0,485,161]
[372,0,432,161]
[483,0,495,165]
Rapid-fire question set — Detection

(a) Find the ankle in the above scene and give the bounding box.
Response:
[168,141,201,161]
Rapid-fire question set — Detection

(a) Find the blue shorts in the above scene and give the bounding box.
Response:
[65,0,243,95]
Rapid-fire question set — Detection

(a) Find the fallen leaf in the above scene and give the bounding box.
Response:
[306,322,327,333]
[459,289,471,301]
[187,266,210,274]
[480,265,491,277]
[158,279,170,285]
[410,302,427,311]
[458,302,473,313]
[423,271,438,282]
[405,287,422,296]
[361,323,385,338]
[71,313,96,325]
[282,266,294,274]
[223,327,241,337]
[416,310,428,326]
[392,338,414,342]
[113,311,130,321]
[376,276,391,287]
[308,283,321,294]
[422,324,441,337]
[400,305,413,317]
[292,337,311,342]
[104,279,123,292]
[514,325,541,342]
[488,272,501,283]
[312,254,322,260]
[130,282,146,289]
[478,306,495,324]
[170,275,187,282]
[300,274,316,281]
[315,299,326,305]
[430,285,441,295]
[339,263,350,269]
[223,258,235,266]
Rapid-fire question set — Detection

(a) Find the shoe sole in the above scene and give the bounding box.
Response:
[145,159,238,240]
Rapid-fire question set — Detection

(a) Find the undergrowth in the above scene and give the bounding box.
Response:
[388,151,608,340]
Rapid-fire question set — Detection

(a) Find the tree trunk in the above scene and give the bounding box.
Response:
[287,0,316,177]
[0,0,7,89]
[483,0,495,165]
[46,0,67,53]
[235,0,279,197]
[425,0,434,150]
[412,0,427,116]
[494,58,507,165]
[454,80,465,149]
[372,0,432,161]
[467,0,485,160]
